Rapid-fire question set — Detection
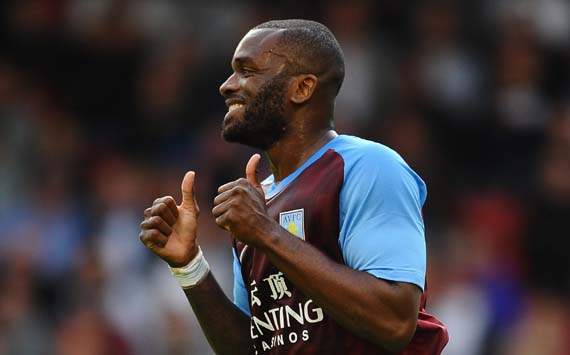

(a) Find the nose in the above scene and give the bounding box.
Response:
[219,72,239,98]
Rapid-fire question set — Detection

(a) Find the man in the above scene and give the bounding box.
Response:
[139,19,448,354]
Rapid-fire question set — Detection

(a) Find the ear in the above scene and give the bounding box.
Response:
[290,74,318,104]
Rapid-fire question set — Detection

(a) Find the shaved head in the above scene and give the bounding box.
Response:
[252,19,345,96]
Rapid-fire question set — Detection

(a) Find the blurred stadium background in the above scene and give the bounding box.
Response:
[0,0,569,354]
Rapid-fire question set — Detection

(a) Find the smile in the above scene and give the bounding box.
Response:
[229,103,245,111]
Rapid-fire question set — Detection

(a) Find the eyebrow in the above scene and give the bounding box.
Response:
[232,56,256,68]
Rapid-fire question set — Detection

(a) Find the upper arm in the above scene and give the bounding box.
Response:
[339,144,427,291]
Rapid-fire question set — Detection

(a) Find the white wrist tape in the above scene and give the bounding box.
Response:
[169,247,210,289]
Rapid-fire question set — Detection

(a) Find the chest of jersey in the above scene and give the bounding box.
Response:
[234,148,448,354]
[235,150,385,354]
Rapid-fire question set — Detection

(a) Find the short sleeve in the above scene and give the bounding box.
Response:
[338,143,427,290]
[232,249,251,316]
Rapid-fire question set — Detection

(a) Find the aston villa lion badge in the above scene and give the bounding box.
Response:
[279,209,305,240]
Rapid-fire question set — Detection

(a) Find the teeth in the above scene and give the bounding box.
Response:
[229,103,244,111]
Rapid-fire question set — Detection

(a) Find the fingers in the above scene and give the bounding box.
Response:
[212,198,232,218]
[214,211,231,231]
[140,196,177,250]
[213,181,252,215]
[152,196,179,219]
[217,179,241,194]
[217,177,260,194]
[147,202,177,226]
[245,153,261,187]
[180,171,198,211]
[139,229,169,248]
[212,184,242,224]
[214,183,250,205]
[213,189,231,206]
[140,216,172,236]
[213,178,264,224]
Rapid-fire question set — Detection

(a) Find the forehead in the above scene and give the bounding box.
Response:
[232,28,286,65]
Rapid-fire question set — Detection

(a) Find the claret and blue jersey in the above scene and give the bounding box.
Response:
[232,135,448,354]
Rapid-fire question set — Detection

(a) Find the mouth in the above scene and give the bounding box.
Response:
[225,98,246,109]
[223,99,246,124]
[228,103,245,112]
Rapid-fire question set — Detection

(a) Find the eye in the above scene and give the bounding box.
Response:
[241,68,255,77]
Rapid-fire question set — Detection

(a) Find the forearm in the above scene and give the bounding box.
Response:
[257,222,419,351]
[184,272,251,355]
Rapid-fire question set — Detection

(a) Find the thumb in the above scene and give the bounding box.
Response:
[180,171,198,211]
[245,153,261,187]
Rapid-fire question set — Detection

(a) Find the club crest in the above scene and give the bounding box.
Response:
[279,208,305,240]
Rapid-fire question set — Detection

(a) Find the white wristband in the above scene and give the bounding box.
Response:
[169,247,210,289]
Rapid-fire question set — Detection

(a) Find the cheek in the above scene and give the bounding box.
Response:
[238,77,248,87]
[242,75,269,96]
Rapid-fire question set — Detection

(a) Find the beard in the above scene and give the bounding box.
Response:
[222,74,288,150]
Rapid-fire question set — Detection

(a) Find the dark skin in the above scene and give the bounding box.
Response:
[140,28,421,353]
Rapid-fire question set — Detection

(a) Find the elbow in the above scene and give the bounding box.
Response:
[360,316,416,353]
[379,318,417,353]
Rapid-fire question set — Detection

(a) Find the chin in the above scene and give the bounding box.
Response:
[220,112,286,149]
[221,126,247,145]
[221,128,270,150]
[221,128,236,143]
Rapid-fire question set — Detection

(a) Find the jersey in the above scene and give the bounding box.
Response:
[232,135,448,354]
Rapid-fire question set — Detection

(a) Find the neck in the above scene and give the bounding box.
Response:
[265,128,338,182]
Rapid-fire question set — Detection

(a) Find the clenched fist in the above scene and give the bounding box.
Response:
[139,171,200,267]
[212,154,277,246]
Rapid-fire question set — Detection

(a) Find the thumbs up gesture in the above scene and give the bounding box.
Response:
[139,171,200,267]
[212,154,274,245]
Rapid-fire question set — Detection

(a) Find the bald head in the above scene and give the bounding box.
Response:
[251,19,345,96]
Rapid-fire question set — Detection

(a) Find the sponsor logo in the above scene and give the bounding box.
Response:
[249,272,325,353]
[250,299,324,352]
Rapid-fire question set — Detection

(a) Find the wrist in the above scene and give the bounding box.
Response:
[167,246,199,268]
[169,246,210,289]
[255,217,284,251]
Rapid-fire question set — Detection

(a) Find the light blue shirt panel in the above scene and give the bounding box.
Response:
[336,136,427,290]
[232,249,251,316]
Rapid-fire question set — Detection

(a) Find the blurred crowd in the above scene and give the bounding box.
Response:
[0,1,569,354]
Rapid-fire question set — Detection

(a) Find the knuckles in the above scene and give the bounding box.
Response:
[231,185,246,196]
[139,228,158,239]
[148,215,162,225]
[152,203,166,214]
[147,229,161,239]
[228,199,238,209]
[152,196,175,208]
[139,215,162,229]
[211,179,267,237]
[139,229,157,244]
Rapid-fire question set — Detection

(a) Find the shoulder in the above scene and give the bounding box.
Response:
[331,135,408,172]
[332,135,427,206]
[332,135,420,181]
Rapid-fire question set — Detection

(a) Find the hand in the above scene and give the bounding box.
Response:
[212,154,274,245]
[139,171,200,267]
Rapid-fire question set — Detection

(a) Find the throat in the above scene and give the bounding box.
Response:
[266,130,338,182]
